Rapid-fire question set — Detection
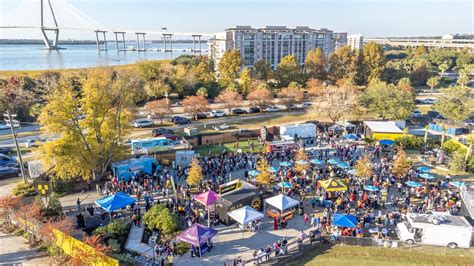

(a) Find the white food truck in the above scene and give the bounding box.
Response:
[396,213,472,248]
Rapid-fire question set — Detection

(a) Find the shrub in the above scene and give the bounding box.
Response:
[143,205,178,234]
[12,183,35,197]
[44,192,63,217]
[442,139,467,156]
[93,219,128,239]
[46,245,61,257]
[176,241,190,255]
[467,156,474,172]
[395,136,424,149]
[52,179,74,194]
[108,239,121,253]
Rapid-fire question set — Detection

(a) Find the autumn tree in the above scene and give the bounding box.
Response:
[144,79,171,99]
[397,77,415,93]
[0,76,33,121]
[38,69,134,181]
[457,70,469,87]
[186,158,203,187]
[255,159,271,186]
[306,78,324,98]
[39,217,74,248]
[327,45,355,83]
[448,151,466,175]
[218,50,242,87]
[362,42,385,83]
[275,55,304,87]
[278,86,304,108]
[305,48,326,80]
[294,147,309,173]
[355,157,374,181]
[247,83,274,107]
[72,234,112,265]
[434,86,473,122]
[144,99,171,125]
[438,63,449,78]
[181,95,210,120]
[311,85,358,123]
[391,149,412,178]
[252,60,273,80]
[215,89,243,114]
[239,68,252,96]
[0,195,21,230]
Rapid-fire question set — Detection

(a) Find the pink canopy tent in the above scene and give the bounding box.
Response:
[193,190,219,207]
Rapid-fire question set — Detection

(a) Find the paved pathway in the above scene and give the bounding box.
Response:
[0,231,56,266]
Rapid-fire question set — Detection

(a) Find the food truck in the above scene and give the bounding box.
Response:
[396,213,472,248]
[266,140,297,153]
[111,156,160,181]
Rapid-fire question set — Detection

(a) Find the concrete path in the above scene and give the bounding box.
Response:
[0,231,56,266]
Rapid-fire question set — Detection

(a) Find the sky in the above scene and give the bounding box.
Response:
[0,0,472,40]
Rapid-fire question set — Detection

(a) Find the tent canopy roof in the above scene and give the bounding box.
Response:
[228,206,264,225]
[193,190,219,206]
[264,194,299,211]
[333,213,358,228]
[95,192,137,212]
[176,223,217,246]
[364,121,403,134]
[318,178,347,192]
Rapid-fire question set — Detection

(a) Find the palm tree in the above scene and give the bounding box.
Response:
[426,76,439,95]
[438,63,449,79]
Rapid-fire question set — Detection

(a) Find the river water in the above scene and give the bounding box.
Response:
[0,42,209,71]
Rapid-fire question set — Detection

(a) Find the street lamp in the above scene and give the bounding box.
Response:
[4,111,27,184]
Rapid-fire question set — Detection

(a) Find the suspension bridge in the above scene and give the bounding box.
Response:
[0,0,213,53]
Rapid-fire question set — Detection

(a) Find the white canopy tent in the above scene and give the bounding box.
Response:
[264,194,299,212]
[228,206,264,225]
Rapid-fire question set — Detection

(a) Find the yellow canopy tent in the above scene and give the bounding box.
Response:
[318,178,347,192]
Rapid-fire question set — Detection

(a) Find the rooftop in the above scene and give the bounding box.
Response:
[364,121,403,134]
[408,213,471,227]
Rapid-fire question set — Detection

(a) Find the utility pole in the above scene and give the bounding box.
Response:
[4,111,27,184]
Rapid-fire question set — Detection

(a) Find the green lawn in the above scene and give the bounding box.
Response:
[289,244,474,266]
[193,140,264,156]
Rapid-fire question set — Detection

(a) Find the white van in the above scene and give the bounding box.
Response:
[396,213,472,248]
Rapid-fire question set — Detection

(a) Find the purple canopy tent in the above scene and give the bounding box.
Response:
[176,223,217,256]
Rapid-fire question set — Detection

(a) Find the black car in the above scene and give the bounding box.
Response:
[427,111,444,119]
[0,167,20,179]
[0,147,13,155]
[232,108,247,115]
[196,113,208,119]
[152,128,174,137]
[169,116,187,122]
[174,117,191,125]
[249,107,260,113]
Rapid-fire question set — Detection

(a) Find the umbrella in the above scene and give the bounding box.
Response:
[277,181,291,189]
[327,158,339,165]
[347,169,357,175]
[419,173,435,180]
[344,134,358,140]
[337,162,350,169]
[296,160,308,165]
[449,181,464,188]
[228,206,264,225]
[248,170,260,176]
[364,185,380,192]
[379,139,395,145]
[405,181,422,188]
[310,159,323,165]
[193,190,219,206]
[268,166,279,173]
[417,166,431,173]
[279,161,292,167]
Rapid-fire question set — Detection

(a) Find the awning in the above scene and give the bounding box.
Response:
[333,213,358,228]
[319,178,347,192]
[228,206,264,225]
[176,223,217,246]
[379,139,395,145]
[95,192,137,212]
[193,190,219,206]
[265,194,299,211]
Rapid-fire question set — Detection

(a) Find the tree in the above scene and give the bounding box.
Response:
[457,70,469,87]
[362,42,385,83]
[448,150,466,175]
[144,79,170,99]
[391,149,412,178]
[275,55,304,87]
[72,234,112,265]
[306,78,324,98]
[44,192,63,218]
[410,60,430,86]
[305,48,326,80]
[39,217,74,247]
[311,85,358,123]
[327,46,355,83]
[434,86,473,122]
[438,63,449,78]
[239,68,252,96]
[252,60,273,81]
[0,76,34,121]
[426,76,440,94]
[38,69,134,180]
[255,159,271,186]
[294,147,309,173]
[145,99,171,125]
[361,81,415,120]
[247,83,274,107]
[196,87,208,97]
[278,86,304,108]
[186,158,203,187]
[181,95,209,120]
[142,204,178,234]
[218,50,242,86]
[397,77,415,93]
[355,157,374,180]
[215,89,243,114]
[413,45,428,58]
[0,195,21,230]
[350,50,367,85]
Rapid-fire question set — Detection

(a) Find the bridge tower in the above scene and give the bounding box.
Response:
[40,0,60,49]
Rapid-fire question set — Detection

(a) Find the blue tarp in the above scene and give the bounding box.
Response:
[333,213,358,228]
[379,139,395,145]
[95,192,137,212]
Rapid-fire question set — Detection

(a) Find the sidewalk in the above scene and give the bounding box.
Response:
[0,230,56,266]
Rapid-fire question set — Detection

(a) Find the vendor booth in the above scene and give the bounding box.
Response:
[264,194,299,222]
[363,121,405,141]
[193,190,219,227]
[176,223,217,256]
[319,178,347,192]
[95,192,137,221]
[333,213,358,228]
[215,188,263,225]
[228,206,264,227]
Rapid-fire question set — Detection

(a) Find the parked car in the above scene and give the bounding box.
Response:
[232,108,247,115]
[421,98,436,104]
[302,102,312,108]
[427,111,444,119]
[169,116,186,122]
[133,119,154,128]
[160,133,179,141]
[411,110,423,118]
[0,166,20,179]
[286,104,297,110]
[0,123,9,130]
[249,107,261,113]
[213,124,229,131]
[265,106,280,112]
[209,110,226,117]
[0,147,13,154]
[152,128,174,137]
[173,117,191,125]
[0,154,17,167]
[25,139,40,148]
[196,113,208,119]
[232,128,258,138]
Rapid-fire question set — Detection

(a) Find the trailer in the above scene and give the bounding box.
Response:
[396,213,472,248]
[215,188,263,225]
[280,123,317,139]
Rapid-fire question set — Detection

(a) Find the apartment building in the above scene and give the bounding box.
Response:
[348,33,364,51]
[209,26,343,69]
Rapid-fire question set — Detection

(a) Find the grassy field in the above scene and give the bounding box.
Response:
[289,244,474,266]
[193,140,264,156]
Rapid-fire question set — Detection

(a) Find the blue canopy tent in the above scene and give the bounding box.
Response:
[279,161,292,167]
[296,160,308,165]
[364,185,380,192]
[337,162,350,169]
[405,181,422,188]
[419,173,435,180]
[268,166,279,173]
[95,192,137,212]
[333,213,358,228]
[344,134,358,140]
[417,166,431,173]
[310,159,323,165]
[449,181,465,188]
[379,139,395,146]
[327,158,339,165]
